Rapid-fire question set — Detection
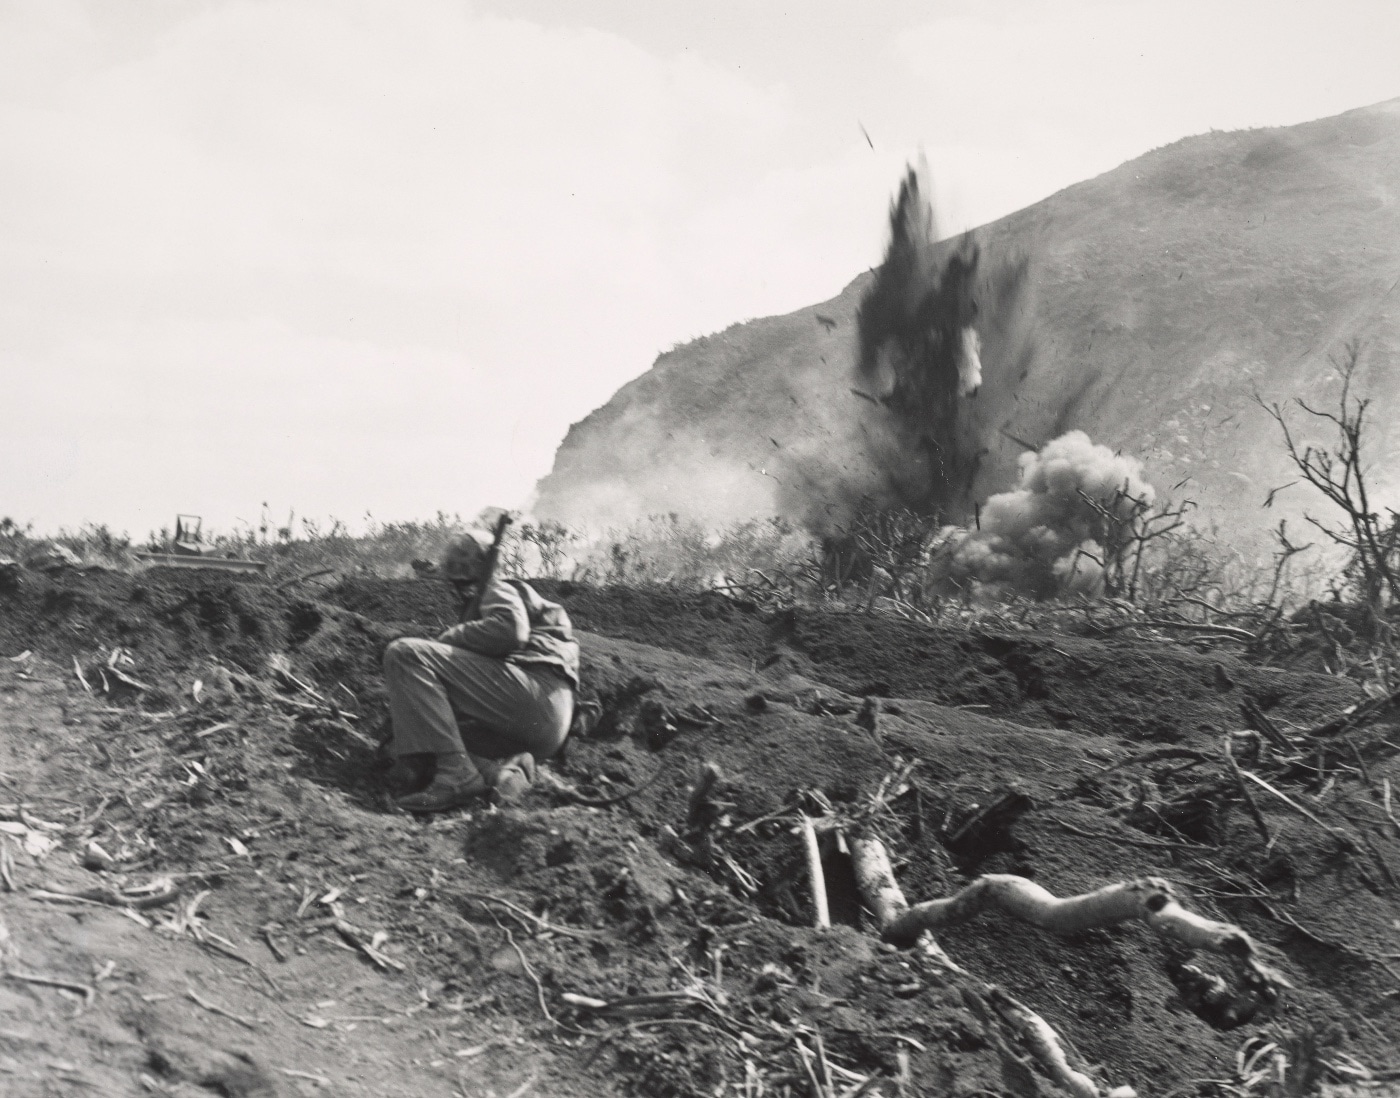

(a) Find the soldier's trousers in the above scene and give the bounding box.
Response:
[383,638,572,762]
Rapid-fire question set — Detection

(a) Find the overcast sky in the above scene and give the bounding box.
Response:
[3,0,1398,538]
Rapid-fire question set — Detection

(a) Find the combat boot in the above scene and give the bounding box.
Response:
[395,753,490,812]
[383,752,434,795]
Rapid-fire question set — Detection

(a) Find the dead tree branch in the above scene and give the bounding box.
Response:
[1258,342,1400,620]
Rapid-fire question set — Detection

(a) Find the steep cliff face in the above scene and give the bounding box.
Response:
[535,99,1400,545]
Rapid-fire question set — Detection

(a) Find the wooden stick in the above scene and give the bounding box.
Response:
[800,814,831,930]
[185,987,257,1029]
[1221,735,1272,845]
[260,926,288,963]
[554,989,717,1019]
[813,1030,835,1096]
[1240,698,1292,752]
[1346,736,1372,785]
[990,987,1099,1098]
[456,891,602,940]
[850,836,908,928]
[279,1068,333,1086]
[33,881,180,911]
[560,992,608,1010]
[1384,780,1400,840]
[331,917,405,972]
[793,1037,825,1098]
[493,919,553,1024]
[6,970,95,1006]
[1239,770,1357,849]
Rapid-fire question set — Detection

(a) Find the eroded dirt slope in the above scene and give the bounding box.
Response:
[2,569,1398,1097]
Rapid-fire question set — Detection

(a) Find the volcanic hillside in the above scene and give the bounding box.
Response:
[535,98,1400,543]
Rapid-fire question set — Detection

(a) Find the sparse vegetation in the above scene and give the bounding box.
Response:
[1259,343,1400,687]
[0,499,1324,652]
[8,352,1397,684]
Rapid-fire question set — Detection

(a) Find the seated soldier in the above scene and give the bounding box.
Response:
[381,534,578,812]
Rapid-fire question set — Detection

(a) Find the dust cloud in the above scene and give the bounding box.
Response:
[537,161,1071,569]
[937,430,1156,598]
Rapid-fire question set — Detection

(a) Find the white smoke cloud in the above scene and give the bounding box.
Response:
[940,429,1155,597]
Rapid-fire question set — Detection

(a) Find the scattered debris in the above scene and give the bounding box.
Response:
[1,565,1395,1095]
[850,835,1140,1098]
[185,986,258,1030]
[5,969,95,1008]
[31,878,179,911]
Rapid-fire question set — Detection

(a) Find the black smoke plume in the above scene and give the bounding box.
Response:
[854,169,984,521]
[779,164,1035,541]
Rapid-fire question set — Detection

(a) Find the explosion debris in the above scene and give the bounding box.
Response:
[792,166,1162,599]
[848,166,985,523]
[780,162,1036,571]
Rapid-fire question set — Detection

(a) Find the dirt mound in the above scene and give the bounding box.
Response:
[521,581,1356,745]
[2,569,1398,1097]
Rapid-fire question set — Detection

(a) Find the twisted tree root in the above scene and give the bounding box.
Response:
[850,838,1288,1098]
[879,868,1286,991]
[850,837,1132,1097]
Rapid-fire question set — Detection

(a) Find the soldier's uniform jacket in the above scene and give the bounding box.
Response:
[436,577,580,687]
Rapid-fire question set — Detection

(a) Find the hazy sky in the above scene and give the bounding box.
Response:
[4,0,1398,537]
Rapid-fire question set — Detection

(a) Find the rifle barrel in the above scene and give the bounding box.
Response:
[463,513,514,622]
